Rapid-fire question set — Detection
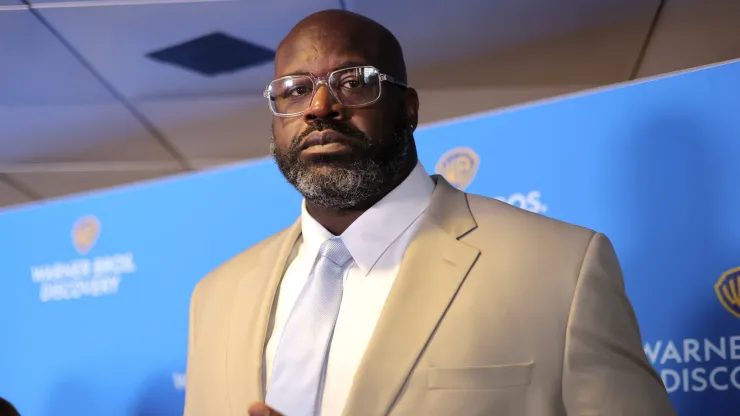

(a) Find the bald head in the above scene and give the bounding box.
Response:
[275,9,407,83]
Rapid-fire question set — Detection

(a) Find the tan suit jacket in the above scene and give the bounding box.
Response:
[184,176,676,416]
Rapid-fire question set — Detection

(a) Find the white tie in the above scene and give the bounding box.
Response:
[265,237,353,416]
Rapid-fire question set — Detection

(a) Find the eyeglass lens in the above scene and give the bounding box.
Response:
[267,67,381,115]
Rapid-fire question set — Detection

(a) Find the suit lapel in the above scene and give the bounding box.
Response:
[227,220,302,414]
[342,177,481,416]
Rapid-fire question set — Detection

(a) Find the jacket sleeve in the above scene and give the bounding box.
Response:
[562,233,676,415]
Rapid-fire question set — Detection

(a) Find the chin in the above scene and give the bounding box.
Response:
[301,153,357,167]
[304,163,350,177]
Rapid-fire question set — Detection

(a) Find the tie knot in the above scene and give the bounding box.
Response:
[318,237,353,267]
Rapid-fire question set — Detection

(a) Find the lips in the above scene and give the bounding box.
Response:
[299,131,355,151]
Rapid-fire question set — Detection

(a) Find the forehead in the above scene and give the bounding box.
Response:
[274,26,381,77]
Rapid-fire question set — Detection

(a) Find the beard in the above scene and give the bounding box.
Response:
[271,118,414,210]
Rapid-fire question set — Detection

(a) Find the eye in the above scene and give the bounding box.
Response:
[341,79,361,89]
[283,86,310,98]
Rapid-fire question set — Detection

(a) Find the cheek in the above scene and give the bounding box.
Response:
[273,118,303,148]
[373,96,406,133]
[350,111,392,139]
[349,118,376,137]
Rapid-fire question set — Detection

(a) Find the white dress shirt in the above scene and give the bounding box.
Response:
[264,162,435,416]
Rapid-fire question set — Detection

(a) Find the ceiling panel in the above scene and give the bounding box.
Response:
[6,169,183,199]
[637,0,740,77]
[405,10,658,126]
[0,1,23,6]
[35,0,342,101]
[0,104,181,163]
[347,0,659,71]
[417,85,598,127]
[410,10,657,90]
[136,95,272,161]
[0,8,115,106]
[0,180,34,209]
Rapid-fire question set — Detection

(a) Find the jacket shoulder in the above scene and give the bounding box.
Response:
[465,192,597,249]
[193,224,297,299]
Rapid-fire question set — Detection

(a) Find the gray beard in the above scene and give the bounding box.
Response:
[270,129,413,210]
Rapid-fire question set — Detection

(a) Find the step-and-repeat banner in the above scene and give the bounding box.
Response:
[2,60,740,415]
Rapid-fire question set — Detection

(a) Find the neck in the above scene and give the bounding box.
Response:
[306,159,417,235]
[304,205,364,236]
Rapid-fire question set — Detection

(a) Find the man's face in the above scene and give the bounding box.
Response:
[269,25,415,209]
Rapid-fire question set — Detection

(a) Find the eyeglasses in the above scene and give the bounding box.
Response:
[263,65,407,117]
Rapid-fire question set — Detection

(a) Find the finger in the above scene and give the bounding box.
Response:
[248,402,284,416]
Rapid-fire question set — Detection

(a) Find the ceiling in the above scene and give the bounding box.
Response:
[0,0,736,211]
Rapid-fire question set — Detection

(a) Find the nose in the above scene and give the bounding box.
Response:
[303,84,345,124]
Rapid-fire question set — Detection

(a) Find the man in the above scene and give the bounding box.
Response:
[184,9,676,416]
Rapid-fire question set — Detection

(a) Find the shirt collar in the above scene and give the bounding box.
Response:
[300,162,435,275]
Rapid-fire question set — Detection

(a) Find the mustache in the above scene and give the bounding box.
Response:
[290,120,369,151]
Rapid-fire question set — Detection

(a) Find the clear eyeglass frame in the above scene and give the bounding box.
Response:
[263,65,407,117]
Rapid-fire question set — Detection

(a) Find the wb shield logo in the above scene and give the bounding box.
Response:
[715,267,740,319]
[72,215,100,255]
[435,147,480,191]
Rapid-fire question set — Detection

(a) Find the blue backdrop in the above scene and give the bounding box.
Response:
[2,59,740,416]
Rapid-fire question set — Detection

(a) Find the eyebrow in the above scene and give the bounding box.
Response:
[280,60,370,77]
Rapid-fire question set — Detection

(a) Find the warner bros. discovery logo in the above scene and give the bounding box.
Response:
[435,147,548,214]
[643,267,740,393]
[29,215,137,302]
[715,267,740,319]
[435,147,480,191]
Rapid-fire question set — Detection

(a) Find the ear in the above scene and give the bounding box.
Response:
[402,87,419,132]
